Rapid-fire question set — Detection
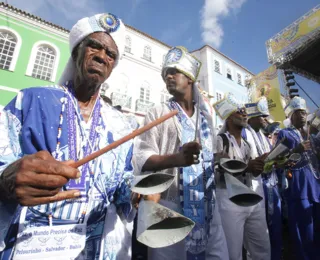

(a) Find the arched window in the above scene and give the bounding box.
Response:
[31,45,55,81]
[226,67,232,80]
[26,41,60,82]
[237,73,242,85]
[0,27,22,71]
[143,45,151,61]
[139,81,151,103]
[216,91,223,101]
[160,89,171,103]
[125,36,131,53]
[214,60,220,73]
[111,74,131,109]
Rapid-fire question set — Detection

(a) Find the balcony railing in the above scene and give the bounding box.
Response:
[111,92,132,109]
[142,54,151,62]
[124,46,131,53]
[135,99,154,113]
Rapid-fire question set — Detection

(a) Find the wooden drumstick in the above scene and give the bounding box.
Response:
[72,110,178,168]
[194,95,200,142]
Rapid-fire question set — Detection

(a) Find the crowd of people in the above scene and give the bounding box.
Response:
[0,11,319,260]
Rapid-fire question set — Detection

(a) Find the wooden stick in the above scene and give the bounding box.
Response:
[72,110,178,168]
[194,95,200,142]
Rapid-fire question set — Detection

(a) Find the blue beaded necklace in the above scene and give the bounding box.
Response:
[48,82,101,225]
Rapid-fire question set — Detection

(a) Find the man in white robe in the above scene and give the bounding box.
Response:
[213,93,271,260]
[244,97,282,260]
[0,13,134,260]
[133,46,229,260]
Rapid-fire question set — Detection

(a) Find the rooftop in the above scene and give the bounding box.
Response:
[0,2,253,75]
[0,2,69,33]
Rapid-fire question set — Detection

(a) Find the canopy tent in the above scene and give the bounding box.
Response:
[266,5,320,83]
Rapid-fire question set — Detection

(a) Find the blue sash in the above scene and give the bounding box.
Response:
[168,101,215,260]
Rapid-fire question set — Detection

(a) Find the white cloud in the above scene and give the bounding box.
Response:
[200,0,247,49]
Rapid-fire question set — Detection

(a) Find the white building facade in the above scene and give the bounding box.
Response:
[103,25,171,125]
[0,3,253,128]
[105,28,253,127]
[192,45,253,128]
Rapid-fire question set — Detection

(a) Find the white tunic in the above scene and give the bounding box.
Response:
[215,131,270,260]
[133,104,229,260]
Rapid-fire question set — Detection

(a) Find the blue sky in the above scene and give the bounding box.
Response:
[8,0,320,111]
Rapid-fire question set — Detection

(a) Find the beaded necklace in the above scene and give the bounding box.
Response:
[48,93,68,226]
[48,82,102,225]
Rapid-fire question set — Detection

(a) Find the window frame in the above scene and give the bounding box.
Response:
[226,66,233,80]
[215,91,223,102]
[160,89,171,103]
[236,72,243,85]
[143,45,152,62]
[124,35,132,53]
[0,26,22,71]
[214,59,221,74]
[139,81,151,103]
[26,41,60,82]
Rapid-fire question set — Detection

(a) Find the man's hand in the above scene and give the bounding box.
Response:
[296,140,311,153]
[0,151,81,206]
[176,141,202,167]
[131,192,161,209]
[247,153,268,177]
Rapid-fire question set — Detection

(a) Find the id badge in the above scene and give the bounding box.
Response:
[13,208,86,260]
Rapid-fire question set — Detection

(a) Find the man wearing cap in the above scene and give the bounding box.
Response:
[276,97,320,259]
[0,13,134,259]
[213,93,271,260]
[133,46,229,260]
[244,97,282,260]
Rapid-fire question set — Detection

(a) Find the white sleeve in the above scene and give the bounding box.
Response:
[132,109,161,175]
[215,136,224,154]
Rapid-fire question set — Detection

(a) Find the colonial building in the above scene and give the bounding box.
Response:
[0,3,69,104]
[192,46,253,128]
[102,24,170,119]
[0,3,253,127]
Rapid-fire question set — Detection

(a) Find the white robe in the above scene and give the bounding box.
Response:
[133,104,229,260]
[215,132,271,260]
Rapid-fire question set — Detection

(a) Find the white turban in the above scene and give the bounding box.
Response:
[162,46,201,82]
[59,13,126,84]
[283,96,307,128]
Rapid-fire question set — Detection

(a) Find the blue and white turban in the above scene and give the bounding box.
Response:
[284,96,307,118]
[283,96,307,127]
[59,13,126,84]
[162,46,201,82]
[245,97,270,119]
[213,92,245,120]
